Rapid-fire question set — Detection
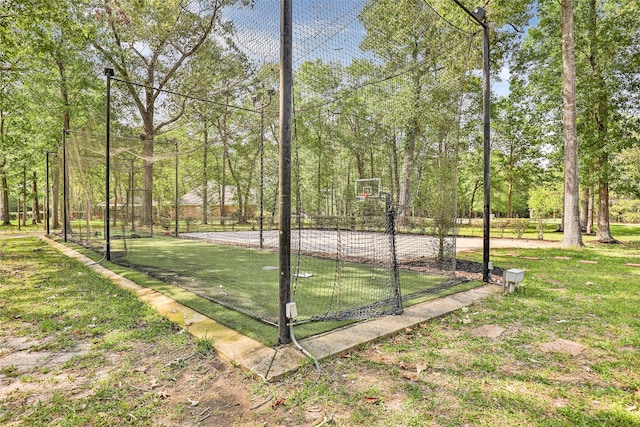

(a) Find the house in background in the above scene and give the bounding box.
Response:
[179,182,254,220]
[97,196,158,221]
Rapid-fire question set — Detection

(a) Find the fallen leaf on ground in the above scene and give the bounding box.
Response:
[272,397,285,409]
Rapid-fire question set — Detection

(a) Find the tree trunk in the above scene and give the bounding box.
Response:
[22,166,27,226]
[397,120,418,226]
[468,179,481,221]
[112,180,118,227]
[141,128,154,226]
[596,171,616,242]
[0,112,10,225]
[315,130,323,215]
[58,60,72,235]
[32,171,40,224]
[0,162,9,225]
[586,187,594,234]
[507,145,514,218]
[390,132,400,204]
[226,154,247,224]
[579,187,588,231]
[52,155,60,229]
[560,0,583,248]
[507,180,514,218]
[219,111,228,226]
[397,46,424,226]
[85,181,93,233]
[586,0,615,243]
[202,126,209,224]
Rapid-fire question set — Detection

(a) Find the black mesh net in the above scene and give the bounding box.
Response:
[57,0,484,327]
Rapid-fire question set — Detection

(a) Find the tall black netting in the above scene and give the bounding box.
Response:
[64,130,106,252]
[59,0,484,328]
[283,0,477,320]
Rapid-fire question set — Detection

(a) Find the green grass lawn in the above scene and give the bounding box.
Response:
[458,220,640,243]
[0,236,205,425]
[257,237,640,426]
[2,224,640,425]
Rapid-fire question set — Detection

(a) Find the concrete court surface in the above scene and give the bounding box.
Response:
[185,229,560,261]
[43,235,533,381]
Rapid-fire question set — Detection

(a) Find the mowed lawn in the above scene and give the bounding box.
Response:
[1,225,640,425]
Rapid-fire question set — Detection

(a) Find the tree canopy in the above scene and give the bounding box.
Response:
[1,0,638,242]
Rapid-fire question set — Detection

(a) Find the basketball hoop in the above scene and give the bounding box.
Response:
[354,178,381,201]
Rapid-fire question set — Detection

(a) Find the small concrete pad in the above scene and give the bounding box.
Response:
[625,263,640,268]
[578,260,598,264]
[43,236,500,381]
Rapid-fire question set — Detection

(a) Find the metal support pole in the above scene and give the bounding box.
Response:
[175,139,179,237]
[279,0,292,345]
[259,105,265,249]
[481,21,491,283]
[385,194,402,312]
[62,129,68,242]
[46,152,51,235]
[451,1,491,282]
[105,68,114,260]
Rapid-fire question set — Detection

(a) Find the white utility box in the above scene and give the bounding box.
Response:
[503,268,524,294]
[286,302,298,319]
[505,269,524,283]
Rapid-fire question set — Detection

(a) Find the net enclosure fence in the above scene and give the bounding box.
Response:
[54,0,487,329]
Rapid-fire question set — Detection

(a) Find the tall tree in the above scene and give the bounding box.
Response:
[512,0,640,241]
[561,0,583,247]
[359,0,530,226]
[359,0,438,225]
[180,39,257,225]
[493,95,544,218]
[575,0,640,242]
[85,0,236,224]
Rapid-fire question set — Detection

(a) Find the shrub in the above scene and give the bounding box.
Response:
[494,219,509,238]
[511,218,530,239]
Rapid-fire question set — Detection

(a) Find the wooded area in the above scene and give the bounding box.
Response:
[1,0,639,246]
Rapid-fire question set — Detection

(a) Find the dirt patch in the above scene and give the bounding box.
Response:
[538,339,587,356]
[469,324,505,339]
[0,337,93,406]
[0,331,281,426]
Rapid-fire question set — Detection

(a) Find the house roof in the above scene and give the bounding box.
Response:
[179,182,237,206]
